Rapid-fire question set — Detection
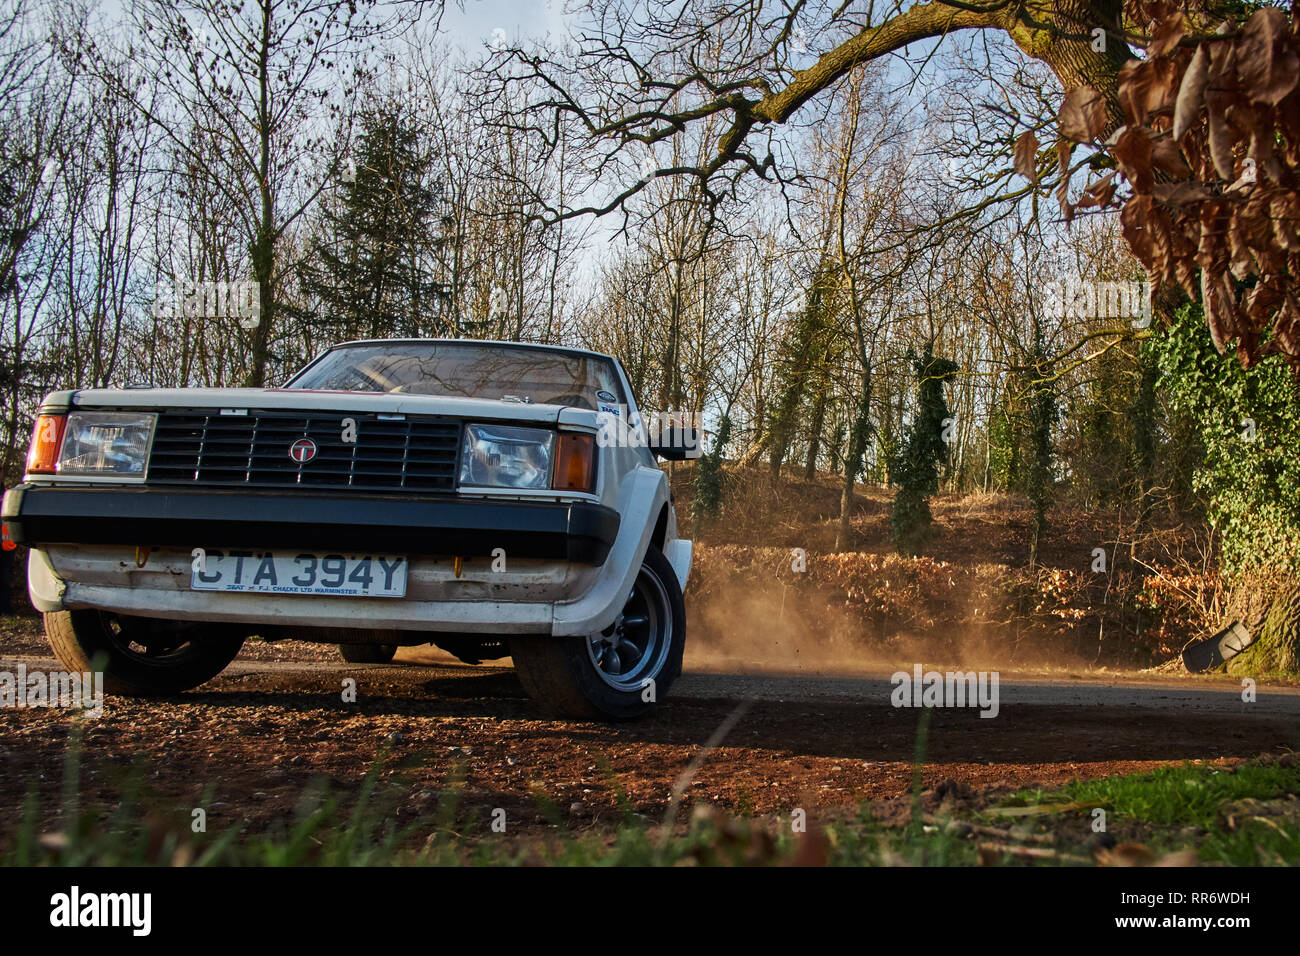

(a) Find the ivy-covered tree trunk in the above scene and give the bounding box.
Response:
[835,369,871,552]
[890,346,959,556]
[767,271,830,483]
[1155,302,1300,676]
[1025,345,1056,569]
[804,387,827,481]
[691,415,731,529]
[769,345,811,479]
[244,221,275,388]
[1227,581,1300,676]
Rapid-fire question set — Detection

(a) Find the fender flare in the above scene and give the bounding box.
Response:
[552,465,672,636]
[27,547,68,612]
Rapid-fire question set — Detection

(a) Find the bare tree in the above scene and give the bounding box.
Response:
[76,0,425,385]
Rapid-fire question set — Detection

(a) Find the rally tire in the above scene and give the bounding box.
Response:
[510,545,685,721]
[44,610,245,695]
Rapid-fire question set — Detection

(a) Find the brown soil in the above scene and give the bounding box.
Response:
[0,469,1269,850]
[2,616,1292,848]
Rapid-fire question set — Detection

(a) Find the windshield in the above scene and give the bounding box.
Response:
[286,342,626,411]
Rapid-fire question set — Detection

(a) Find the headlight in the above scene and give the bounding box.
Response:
[459,424,553,489]
[56,412,157,479]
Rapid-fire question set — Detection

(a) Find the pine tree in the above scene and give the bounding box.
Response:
[296,105,450,340]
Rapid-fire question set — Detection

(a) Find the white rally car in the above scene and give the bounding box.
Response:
[2,340,698,720]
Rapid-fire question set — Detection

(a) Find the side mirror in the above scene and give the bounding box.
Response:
[648,424,703,460]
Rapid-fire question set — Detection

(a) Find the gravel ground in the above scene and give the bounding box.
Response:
[3,613,1297,846]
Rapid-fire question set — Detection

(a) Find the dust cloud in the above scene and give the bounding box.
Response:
[683,553,1092,676]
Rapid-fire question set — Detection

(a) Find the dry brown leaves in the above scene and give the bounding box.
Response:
[1053,2,1300,371]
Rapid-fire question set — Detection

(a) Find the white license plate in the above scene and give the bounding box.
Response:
[190,550,408,597]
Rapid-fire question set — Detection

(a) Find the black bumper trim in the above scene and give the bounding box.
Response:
[2,485,620,565]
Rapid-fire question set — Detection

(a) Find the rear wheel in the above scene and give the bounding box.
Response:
[337,643,397,664]
[44,610,245,695]
[510,545,685,720]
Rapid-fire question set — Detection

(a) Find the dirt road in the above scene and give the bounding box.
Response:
[3,634,1297,841]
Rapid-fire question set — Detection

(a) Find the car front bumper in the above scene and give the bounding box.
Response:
[4,465,681,639]
[3,483,635,636]
[3,484,619,564]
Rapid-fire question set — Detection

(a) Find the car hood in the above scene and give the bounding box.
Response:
[60,387,599,427]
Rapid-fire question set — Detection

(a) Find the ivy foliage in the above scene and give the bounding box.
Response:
[891,346,959,556]
[1154,302,1300,577]
[691,414,731,524]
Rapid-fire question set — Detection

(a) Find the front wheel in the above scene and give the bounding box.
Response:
[510,545,685,720]
[44,610,245,695]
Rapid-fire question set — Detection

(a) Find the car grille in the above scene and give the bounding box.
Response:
[146,411,461,493]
